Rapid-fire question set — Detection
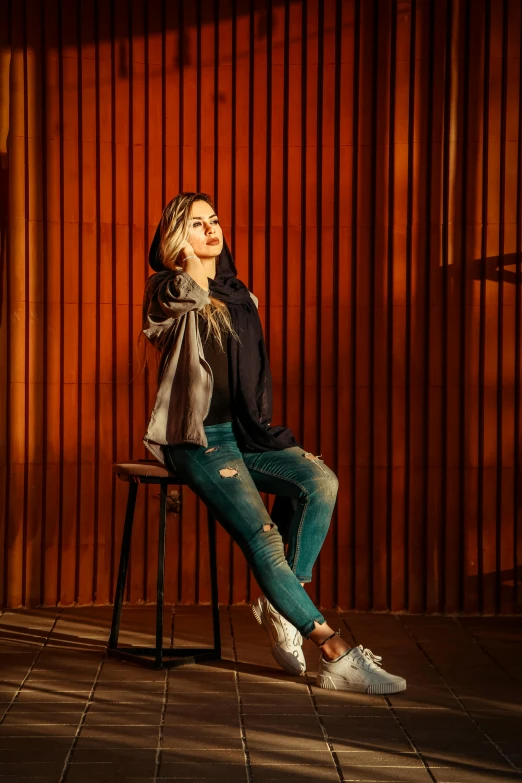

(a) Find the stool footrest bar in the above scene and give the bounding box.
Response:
[107,646,220,670]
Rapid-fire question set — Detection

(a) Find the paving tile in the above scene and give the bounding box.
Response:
[81,709,161,726]
[1,710,81,724]
[92,690,165,706]
[243,714,323,732]
[97,665,167,682]
[428,768,522,783]
[0,737,72,753]
[387,686,458,709]
[335,749,419,762]
[249,765,340,781]
[413,740,500,756]
[240,692,311,706]
[238,682,308,694]
[164,665,236,679]
[0,777,65,783]
[29,665,100,682]
[245,727,327,752]
[76,725,160,745]
[241,701,315,715]
[0,609,58,629]
[420,750,514,772]
[467,714,522,743]
[7,697,87,714]
[24,672,97,685]
[163,712,239,733]
[497,742,522,755]
[17,684,91,700]
[458,696,522,714]
[337,763,433,782]
[65,765,155,782]
[238,670,308,683]
[315,702,396,719]
[161,748,244,765]
[337,751,426,767]
[72,748,157,764]
[0,658,37,684]
[312,689,385,706]
[0,683,18,704]
[95,680,166,693]
[0,641,43,654]
[1,746,71,763]
[317,706,399,718]
[159,762,247,779]
[331,738,413,753]
[394,710,486,739]
[0,724,77,737]
[162,735,243,751]
[5,702,85,717]
[166,691,238,706]
[164,705,240,722]
[249,749,334,765]
[0,762,64,777]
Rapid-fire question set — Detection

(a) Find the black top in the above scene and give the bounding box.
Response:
[197,313,232,425]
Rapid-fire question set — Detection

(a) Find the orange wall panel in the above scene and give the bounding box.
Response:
[1,0,521,613]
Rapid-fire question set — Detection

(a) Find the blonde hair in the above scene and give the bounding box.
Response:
[136,192,238,381]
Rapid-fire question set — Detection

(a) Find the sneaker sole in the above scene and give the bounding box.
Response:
[252,602,306,676]
[316,673,407,694]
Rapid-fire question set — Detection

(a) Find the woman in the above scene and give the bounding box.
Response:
[138,191,406,694]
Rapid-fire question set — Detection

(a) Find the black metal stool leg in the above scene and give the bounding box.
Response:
[207,508,221,658]
[109,480,138,649]
[155,480,168,669]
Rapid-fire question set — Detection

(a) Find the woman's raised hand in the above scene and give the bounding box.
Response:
[175,241,209,292]
[177,241,199,266]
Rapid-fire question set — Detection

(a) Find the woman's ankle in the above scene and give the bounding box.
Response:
[307,621,351,660]
[320,638,351,661]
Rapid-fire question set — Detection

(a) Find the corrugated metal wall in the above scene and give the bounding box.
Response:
[1,0,521,613]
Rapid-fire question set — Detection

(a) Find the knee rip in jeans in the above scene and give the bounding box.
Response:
[304,451,322,461]
[219,466,240,479]
[205,446,220,454]
[262,523,275,532]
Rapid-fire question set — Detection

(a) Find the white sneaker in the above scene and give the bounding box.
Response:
[252,596,306,676]
[316,643,406,694]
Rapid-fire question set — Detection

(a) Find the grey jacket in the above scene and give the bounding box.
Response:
[142,269,258,465]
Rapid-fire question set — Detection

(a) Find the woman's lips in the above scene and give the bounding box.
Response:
[207,239,220,245]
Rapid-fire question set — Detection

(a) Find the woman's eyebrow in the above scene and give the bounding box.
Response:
[191,213,217,220]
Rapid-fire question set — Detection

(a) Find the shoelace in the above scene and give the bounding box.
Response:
[267,600,302,647]
[280,615,302,647]
[353,644,383,671]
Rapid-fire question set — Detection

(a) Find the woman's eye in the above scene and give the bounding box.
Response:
[192,219,219,227]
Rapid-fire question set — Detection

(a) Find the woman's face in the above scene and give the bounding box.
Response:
[187,200,223,259]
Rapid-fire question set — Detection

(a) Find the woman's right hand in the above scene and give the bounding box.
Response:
[175,241,209,292]
[177,241,198,267]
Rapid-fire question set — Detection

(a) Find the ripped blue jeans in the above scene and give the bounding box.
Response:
[162,421,339,638]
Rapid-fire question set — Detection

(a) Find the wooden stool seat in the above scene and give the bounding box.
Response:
[113,459,174,481]
[108,458,221,670]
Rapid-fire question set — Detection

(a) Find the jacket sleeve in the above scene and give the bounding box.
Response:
[142,270,211,349]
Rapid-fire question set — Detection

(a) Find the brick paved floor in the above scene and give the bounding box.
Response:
[0,606,521,782]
